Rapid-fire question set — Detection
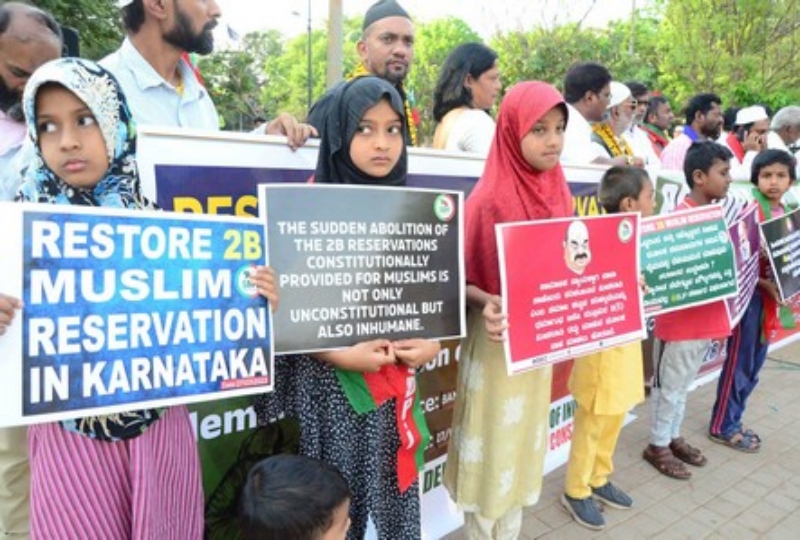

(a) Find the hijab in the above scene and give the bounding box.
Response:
[16,57,153,209]
[16,57,160,441]
[314,76,407,186]
[465,81,574,295]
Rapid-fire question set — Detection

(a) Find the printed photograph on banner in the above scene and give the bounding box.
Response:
[760,207,800,302]
[0,203,274,428]
[259,184,465,353]
[497,213,645,375]
[725,202,761,326]
[641,205,737,316]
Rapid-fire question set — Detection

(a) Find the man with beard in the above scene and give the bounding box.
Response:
[0,7,60,534]
[0,2,62,201]
[589,81,645,167]
[622,81,660,167]
[103,0,313,147]
[660,93,724,171]
[307,0,418,145]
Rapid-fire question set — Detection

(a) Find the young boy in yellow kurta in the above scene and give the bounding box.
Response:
[561,166,654,530]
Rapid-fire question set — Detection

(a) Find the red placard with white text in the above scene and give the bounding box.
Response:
[497,213,646,375]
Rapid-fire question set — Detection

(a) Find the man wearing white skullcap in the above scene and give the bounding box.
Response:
[589,81,646,167]
[723,105,769,180]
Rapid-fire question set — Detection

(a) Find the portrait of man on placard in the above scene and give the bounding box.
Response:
[564,220,592,275]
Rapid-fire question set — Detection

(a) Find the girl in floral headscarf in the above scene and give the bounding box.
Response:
[15,57,203,539]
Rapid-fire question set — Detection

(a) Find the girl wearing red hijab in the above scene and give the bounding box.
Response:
[444,81,572,538]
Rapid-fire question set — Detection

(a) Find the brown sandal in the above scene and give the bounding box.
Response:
[643,445,691,480]
[669,437,708,467]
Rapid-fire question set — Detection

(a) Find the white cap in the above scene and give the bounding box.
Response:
[735,105,769,126]
[117,0,134,7]
[607,81,631,109]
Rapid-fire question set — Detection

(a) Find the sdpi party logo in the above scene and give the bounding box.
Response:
[235,265,259,297]
[618,218,634,243]
[434,194,456,222]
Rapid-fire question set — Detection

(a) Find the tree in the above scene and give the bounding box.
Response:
[268,16,362,120]
[656,0,800,111]
[198,31,285,130]
[34,0,122,60]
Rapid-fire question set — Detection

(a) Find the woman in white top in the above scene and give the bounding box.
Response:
[432,43,501,156]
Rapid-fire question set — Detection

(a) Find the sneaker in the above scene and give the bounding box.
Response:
[592,482,633,509]
[561,493,605,530]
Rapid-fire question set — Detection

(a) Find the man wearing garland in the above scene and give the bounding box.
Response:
[589,81,645,166]
[307,0,418,146]
[561,62,637,167]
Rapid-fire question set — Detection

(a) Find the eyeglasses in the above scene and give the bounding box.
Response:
[631,99,650,107]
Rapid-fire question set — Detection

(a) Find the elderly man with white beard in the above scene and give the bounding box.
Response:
[590,81,646,168]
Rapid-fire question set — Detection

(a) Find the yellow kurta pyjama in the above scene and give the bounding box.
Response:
[444,307,552,520]
[565,342,645,499]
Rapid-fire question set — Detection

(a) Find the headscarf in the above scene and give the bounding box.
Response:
[465,81,574,295]
[312,76,427,492]
[314,75,407,186]
[16,57,153,210]
[16,57,160,442]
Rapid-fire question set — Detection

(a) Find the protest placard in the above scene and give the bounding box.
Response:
[260,184,465,353]
[761,206,800,302]
[641,205,737,316]
[497,213,645,375]
[726,202,761,326]
[0,203,273,427]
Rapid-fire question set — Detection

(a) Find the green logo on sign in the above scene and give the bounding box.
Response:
[235,265,258,298]
[434,194,456,222]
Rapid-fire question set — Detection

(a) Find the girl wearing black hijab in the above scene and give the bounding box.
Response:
[256,76,439,540]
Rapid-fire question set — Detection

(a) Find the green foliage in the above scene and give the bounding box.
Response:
[33,0,122,60]
[195,0,800,136]
[270,16,362,120]
[198,31,286,131]
[656,0,800,113]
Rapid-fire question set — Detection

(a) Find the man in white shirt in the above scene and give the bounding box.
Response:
[561,62,634,167]
[622,81,660,167]
[104,0,314,147]
[767,105,800,177]
[722,105,769,181]
[768,106,800,154]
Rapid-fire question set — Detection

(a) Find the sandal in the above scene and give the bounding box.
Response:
[669,437,708,467]
[643,445,691,480]
[708,430,761,453]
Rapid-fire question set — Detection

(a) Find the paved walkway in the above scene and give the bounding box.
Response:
[444,342,800,539]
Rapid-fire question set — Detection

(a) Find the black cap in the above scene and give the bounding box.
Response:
[362,0,411,31]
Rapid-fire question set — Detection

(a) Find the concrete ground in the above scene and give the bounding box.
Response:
[444,342,800,539]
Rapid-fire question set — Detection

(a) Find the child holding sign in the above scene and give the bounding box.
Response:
[255,76,439,540]
[644,141,734,480]
[443,82,573,539]
[709,149,797,451]
[11,57,278,538]
[561,166,653,530]
[10,57,202,539]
